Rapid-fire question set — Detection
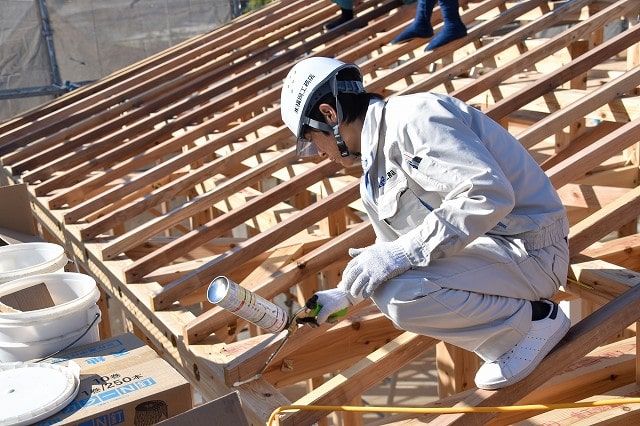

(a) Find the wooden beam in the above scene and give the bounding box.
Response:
[523,383,640,424]
[378,336,637,425]
[24,67,290,190]
[454,0,639,107]
[484,23,640,121]
[58,108,279,223]
[568,184,640,255]
[546,118,640,190]
[0,0,329,158]
[581,233,640,270]
[556,183,629,210]
[424,0,612,100]
[567,256,640,303]
[226,310,403,388]
[540,122,624,171]
[389,276,640,425]
[436,343,480,397]
[278,332,438,425]
[183,220,375,344]
[97,147,296,254]
[374,0,548,96]
[519,64,640,149]
[148,180,360,310]
[124,159,342,281]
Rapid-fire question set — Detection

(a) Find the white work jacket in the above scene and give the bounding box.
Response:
[359,93,569,268]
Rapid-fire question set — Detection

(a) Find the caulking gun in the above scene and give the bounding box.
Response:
[206,275,347,384]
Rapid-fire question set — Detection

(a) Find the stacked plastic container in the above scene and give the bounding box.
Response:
[0,242,101,362]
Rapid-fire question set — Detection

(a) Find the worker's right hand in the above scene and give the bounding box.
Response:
[312,288,352,324]
[341,241,412,299]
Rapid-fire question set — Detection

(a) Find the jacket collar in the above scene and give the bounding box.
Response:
[360,98,387,173]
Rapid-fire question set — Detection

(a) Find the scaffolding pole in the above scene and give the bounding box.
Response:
[36,0,62,87]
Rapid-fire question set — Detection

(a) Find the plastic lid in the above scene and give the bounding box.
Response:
[0,361,80,426]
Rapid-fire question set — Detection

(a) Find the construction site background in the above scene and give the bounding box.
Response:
[0,0,239,121]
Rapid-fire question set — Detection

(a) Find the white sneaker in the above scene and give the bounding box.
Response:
[474,299,570,390]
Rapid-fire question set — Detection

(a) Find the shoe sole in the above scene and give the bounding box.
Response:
[478,312,571,390]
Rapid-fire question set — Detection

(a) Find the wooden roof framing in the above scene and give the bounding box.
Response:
[2,0,640,424]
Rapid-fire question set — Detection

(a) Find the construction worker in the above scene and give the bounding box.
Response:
[280,57,571,390]
[324,0,356,30]
[324,0,466,51]
[392,0,467,50]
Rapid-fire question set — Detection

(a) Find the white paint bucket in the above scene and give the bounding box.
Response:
[0,272,101,362]
[0,242,68,285]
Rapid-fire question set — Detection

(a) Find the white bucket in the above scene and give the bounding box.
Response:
[0,272,101,362]
[0,242,68,285]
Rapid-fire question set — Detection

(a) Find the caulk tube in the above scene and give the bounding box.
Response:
[207,276,288,333]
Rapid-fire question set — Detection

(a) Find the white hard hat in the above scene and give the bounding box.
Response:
[281,57,365,156]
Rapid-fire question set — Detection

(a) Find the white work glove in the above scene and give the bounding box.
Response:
[312,288,352,324]
[341,240,412,299]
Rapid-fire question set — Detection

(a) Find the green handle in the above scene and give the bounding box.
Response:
[311,304,348,320]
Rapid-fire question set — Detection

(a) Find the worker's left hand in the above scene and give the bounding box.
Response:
[312,288,351,324]
[341,240,412,299]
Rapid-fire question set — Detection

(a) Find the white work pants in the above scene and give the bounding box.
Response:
[371,235,569,362]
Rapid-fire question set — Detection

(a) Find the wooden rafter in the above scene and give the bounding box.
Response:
[1,1,639,424]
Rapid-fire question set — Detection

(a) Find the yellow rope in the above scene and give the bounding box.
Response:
[566,276,594,289]
[268,276,629,424]
[267,398,640,425]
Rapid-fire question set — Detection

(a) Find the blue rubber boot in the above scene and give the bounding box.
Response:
[425,0,467,50]
[324,8,354,30]
[391,0,437,44]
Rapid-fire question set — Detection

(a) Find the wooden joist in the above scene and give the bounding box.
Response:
[377,273,640,425]
[1,0,639,424]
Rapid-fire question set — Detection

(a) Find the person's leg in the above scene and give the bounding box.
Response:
[324,0,355,30]
[425,0,467,50]
[397,235,568,301]
[373,272,532,361]
[391,0,437,44]
[371,236,570,388]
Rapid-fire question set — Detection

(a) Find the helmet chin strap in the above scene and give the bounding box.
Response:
[332,82,360,158]
[333,124,360,158]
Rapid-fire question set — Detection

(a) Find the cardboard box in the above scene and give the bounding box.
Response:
[0,183,41,245]
[157,391,249,426]
[34,333,192,425]
[41,333,160,373]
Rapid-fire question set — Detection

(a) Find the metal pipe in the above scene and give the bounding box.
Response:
[36,0,63,87]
